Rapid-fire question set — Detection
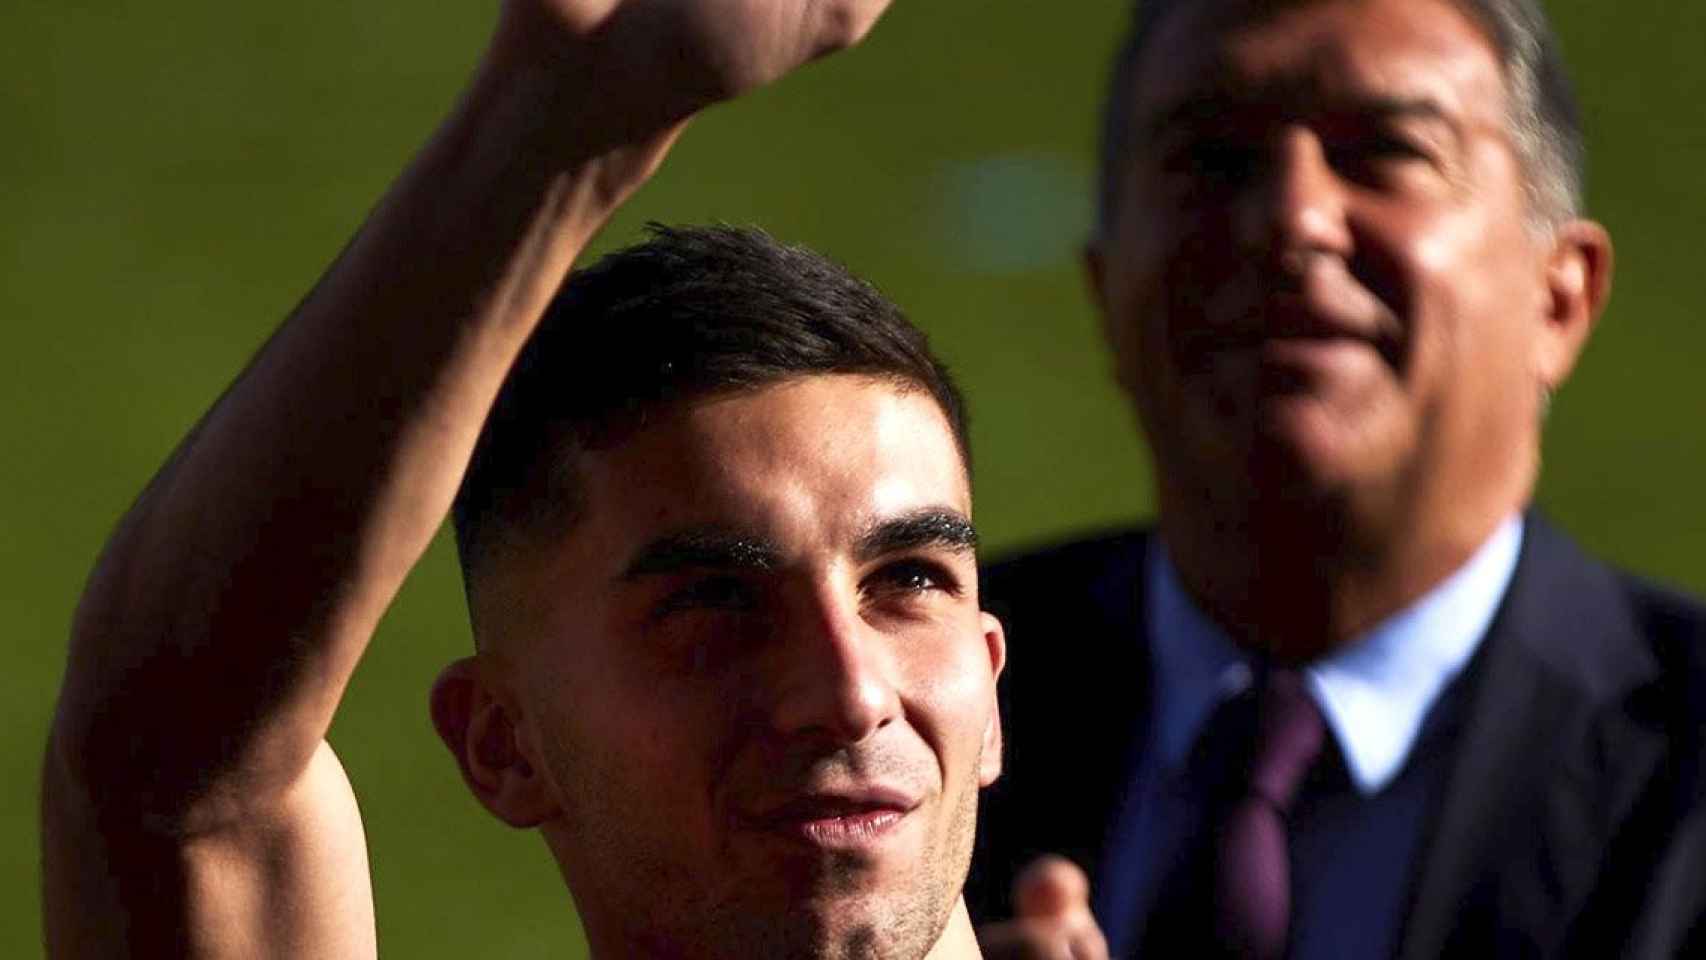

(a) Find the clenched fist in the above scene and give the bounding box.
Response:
[494,0,894,126]
[979,856,1111,960]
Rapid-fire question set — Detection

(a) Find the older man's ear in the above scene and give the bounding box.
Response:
[1535,219,1613,393]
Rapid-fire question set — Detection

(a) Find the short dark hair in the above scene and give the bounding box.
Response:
[1095,0,1586,234]
[451,223,969,583]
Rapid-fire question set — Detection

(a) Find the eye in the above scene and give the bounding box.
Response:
[655,575,757,617]
[1195,138,1263,183]
[1373,132,1428,157]
[862,558,963,603]
[1327,132,1435,185]
[1165,135,1262,189]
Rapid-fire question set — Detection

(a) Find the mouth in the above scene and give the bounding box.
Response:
[1182,294,1403,373]
[739,788,920,850]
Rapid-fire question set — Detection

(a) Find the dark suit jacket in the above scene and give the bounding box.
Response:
[968,517,1706,958]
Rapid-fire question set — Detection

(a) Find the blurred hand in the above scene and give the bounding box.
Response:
[979,855,1111,960]
[494,0,895,124]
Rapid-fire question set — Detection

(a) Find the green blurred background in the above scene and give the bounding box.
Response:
[5,0,1702,954]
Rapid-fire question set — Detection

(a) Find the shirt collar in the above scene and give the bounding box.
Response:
[1147,515,1524,795]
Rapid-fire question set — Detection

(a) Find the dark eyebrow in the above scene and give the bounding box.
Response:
[1146,92,1461,140]
[1145,95,1231,141]
[854,508,979,564]
[1354,95,1458,130]
[619,528,781,581]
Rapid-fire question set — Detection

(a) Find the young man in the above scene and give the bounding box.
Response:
[42,2,1006,958]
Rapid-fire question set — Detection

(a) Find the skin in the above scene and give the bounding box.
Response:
[976,857,1107,960]
[982,0,1612,953]
[1087,0,1612,657]
[434,376,1005,960]
[41,1,918,957]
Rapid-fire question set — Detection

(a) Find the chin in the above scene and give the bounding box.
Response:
[1239,383,1411,490]
[699,904,937,960]
[1247,406,1352,487]
[1159,405,1347,506]
[686,863,950,958]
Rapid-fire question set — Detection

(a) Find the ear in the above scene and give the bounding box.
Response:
[1536,219,1614,390]
[1084,240,1110,317]
[430,657,560,828]
[1084,239,1120,358]
[977,611,1007,787]
[1085,237,1147,401]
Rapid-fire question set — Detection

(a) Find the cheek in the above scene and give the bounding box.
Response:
[1409,218,1493,318]
[1403,216,1543,387]
[898,627,999,774]
[1098,245,1169,393]
[1119,206,1245,348]
[524,652,718,810]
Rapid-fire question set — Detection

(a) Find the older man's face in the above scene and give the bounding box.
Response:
[480,374,1003,960]
[1094,0,1600,534]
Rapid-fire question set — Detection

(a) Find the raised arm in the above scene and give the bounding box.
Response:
[42,2,890,955]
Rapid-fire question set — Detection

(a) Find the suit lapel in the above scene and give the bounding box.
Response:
[1396,518,1665,960]
[1072,532,1155,882]
[968,531,1154,923]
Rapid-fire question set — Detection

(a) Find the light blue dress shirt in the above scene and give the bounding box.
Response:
[1097,515,1525,957]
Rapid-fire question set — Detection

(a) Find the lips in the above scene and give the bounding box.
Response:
[739,786,920,848]
[1178,252,1397,346]
[1263,291,1383,338]
[1178,284,1403,373]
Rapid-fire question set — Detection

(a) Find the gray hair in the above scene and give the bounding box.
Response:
[1095,0,1586,235]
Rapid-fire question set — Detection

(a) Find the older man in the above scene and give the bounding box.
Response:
[41,2,1015,958]
[972,0,1706,957]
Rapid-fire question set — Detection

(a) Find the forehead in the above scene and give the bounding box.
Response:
[576,375,970,556]
[1133,0,1507,129]
[468,375,971,648]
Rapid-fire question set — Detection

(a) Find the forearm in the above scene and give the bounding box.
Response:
[51,40,681,822]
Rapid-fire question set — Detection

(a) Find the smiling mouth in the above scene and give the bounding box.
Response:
[1182,321,1403,374]
[742,793,918,850]
[1180,271,1397,352]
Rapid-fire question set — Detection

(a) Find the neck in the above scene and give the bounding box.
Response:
[924,898,985,960]
[1159,477,1527,662]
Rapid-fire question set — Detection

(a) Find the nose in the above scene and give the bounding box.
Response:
[765,588,900,745]
[1237,126,1353,264]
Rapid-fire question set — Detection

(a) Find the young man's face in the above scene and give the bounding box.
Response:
[467,374,1003,959]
